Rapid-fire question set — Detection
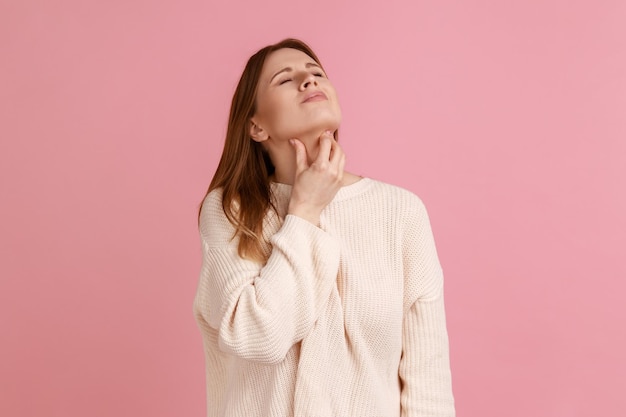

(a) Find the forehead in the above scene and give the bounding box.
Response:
[261,48,318,76]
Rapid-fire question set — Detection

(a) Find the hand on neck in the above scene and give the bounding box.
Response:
[267,127,337,185]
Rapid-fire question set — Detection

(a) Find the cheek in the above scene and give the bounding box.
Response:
[331,92,340,108]
[327,88,341,108]
[328,90,341,113]
[255,99,297,139]
[259,94,291,123]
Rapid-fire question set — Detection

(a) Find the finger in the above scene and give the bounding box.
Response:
[337,152,346,178]
[329,139,343,166]
[315,132,333,163]
[290,139,309,174]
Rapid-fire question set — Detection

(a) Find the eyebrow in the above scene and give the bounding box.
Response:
[269,62,323,84]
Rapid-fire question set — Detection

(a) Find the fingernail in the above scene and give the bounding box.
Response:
[289,139,296,145]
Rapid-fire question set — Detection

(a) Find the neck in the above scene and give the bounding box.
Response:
[267,129,333,185]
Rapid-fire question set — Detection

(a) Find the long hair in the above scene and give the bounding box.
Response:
[199,39,327,262]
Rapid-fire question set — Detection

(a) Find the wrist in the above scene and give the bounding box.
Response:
[287,203,321,226]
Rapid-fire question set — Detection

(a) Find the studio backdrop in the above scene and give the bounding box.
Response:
[1,0,625,416]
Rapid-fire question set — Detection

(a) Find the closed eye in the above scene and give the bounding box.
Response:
[279,79,292,85]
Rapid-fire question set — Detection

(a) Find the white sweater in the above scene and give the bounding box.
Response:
[193,178,455,417]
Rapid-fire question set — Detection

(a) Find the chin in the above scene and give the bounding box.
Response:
[276,107,341,138]
[298,122,340,139]
[307,112,342,133]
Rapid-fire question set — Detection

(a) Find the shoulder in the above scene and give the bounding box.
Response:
[198,188,238,248]
[362,178,428,216]
[339,178,433,237]
[199,188,226,224]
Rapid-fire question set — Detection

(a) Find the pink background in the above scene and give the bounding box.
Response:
[1,0,625,416]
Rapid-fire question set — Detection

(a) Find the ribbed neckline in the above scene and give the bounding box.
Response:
[270,177,373,203]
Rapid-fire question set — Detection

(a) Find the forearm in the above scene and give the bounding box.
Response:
[399,296,455,417]
[195,214,340,364]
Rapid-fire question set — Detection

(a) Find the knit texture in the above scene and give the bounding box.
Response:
[193,178,455,417]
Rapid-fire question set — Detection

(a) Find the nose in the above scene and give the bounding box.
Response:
[299,72,318,91]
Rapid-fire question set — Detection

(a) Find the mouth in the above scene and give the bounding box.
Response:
[302,91,328,103]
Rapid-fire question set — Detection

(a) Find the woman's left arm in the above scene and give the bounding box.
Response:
[399,196,455,417]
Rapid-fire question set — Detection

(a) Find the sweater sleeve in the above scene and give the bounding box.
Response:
[399,196,455,417]
[193,191,341,365]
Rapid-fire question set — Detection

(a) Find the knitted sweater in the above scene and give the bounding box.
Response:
[193,177,455,417]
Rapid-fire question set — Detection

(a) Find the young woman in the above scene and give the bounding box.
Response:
[194,38,455,417]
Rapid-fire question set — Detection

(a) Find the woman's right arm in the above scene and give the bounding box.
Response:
[195,209,340,365]
[194,132,345,365]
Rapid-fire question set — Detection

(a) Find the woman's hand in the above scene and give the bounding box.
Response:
[287,131,346,225]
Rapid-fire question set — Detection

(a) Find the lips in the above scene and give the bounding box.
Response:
[302,91,328,103]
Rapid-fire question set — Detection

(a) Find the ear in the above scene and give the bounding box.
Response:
[249,118,269,143]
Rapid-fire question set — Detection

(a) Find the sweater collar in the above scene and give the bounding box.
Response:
[270,177,372,203]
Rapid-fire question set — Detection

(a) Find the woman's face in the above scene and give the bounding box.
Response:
[251,48,341,142]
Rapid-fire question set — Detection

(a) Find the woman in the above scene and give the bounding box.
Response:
[194,38,455,417]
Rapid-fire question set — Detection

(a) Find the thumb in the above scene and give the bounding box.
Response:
[290,139,308,173]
